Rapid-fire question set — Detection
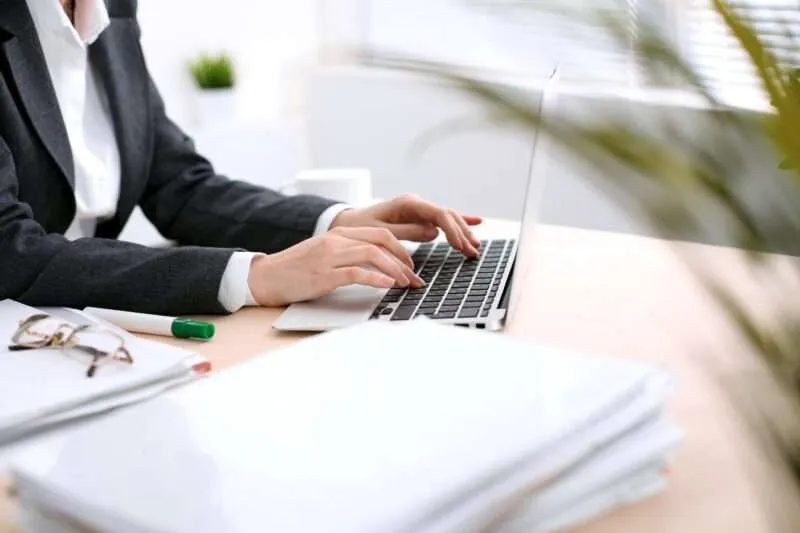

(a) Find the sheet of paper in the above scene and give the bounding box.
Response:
[9,319,674,533]
[411,372,677,532]
[0,300,200,431]
[511,417,681,532]
[0,373,200,452]
[531,471,667,533]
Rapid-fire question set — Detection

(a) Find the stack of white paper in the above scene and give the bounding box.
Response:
[0,300,207,446]
[8,319,680,533]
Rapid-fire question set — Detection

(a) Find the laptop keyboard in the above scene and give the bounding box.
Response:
[370,239,515,322]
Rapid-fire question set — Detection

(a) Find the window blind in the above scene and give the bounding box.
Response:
[685,0,800,101]
[362,0,646,85]
[485,0,643,85]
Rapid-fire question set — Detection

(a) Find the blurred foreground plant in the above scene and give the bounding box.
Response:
[373,0,800,529]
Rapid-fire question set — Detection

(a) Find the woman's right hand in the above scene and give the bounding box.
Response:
[247,227,425,307]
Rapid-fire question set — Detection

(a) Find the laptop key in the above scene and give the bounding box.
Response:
[439,305,459,313]
[391,308,416,321]
[432,311,456,320]
[384,288,405,297]
[459,308,479,319]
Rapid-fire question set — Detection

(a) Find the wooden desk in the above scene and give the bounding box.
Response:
[1,223,788,533]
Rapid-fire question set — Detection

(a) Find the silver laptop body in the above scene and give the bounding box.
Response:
[274,70,558,332]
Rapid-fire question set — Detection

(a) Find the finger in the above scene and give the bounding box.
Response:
[393,197,473,253]
[336,245,423,288]
[462,214,483,226]
[329,267,396,291]
[384,223,439,243]
[438,210,471,255]
[449,209,481,250]
[332,227,414,269]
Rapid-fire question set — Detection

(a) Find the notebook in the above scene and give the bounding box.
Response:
[0,300,208,446]
[9,319,680,533]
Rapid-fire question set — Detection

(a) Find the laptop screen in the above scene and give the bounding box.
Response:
[505,70,559,325]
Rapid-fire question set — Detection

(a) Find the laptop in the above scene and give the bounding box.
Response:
[274,71,558,332]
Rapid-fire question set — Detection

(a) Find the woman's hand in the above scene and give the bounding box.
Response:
[248,226,424,307]
[330,194,483,257]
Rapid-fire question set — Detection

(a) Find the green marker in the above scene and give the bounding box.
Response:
[83,307,215,340]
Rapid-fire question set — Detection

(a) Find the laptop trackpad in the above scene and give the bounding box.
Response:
[272,285,386,332]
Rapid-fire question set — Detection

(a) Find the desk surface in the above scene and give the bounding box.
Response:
[1,223,788,533]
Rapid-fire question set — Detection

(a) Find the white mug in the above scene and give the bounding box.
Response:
[288,168,373,206]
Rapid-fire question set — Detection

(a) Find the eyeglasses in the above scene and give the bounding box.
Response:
[8,314,134,378]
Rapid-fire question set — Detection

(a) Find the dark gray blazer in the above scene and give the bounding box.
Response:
[0,0,336,314]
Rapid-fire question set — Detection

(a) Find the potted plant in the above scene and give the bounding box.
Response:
[188,52,237,126]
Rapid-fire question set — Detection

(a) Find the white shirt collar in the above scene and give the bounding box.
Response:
[26,0,110,45]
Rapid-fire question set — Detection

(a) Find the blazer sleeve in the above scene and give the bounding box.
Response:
[138,75,337,254]
[0,135,236,315]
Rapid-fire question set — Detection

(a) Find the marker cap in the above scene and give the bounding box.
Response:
[171,318,215,340]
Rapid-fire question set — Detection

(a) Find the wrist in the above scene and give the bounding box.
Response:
[329,207,358,229]
[248,254,278,307]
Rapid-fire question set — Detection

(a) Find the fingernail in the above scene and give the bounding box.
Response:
[414,274,426,287]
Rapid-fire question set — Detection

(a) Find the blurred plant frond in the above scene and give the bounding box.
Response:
[369,0,800,527]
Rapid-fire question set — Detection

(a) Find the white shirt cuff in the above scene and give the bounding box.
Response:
[314,203,351,236]
[218,205,350,312]
[218,252,263,312]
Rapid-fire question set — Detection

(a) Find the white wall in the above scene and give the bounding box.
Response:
[137,0,319,129]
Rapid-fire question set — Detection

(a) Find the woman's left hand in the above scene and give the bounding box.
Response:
[330,194,483,257]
